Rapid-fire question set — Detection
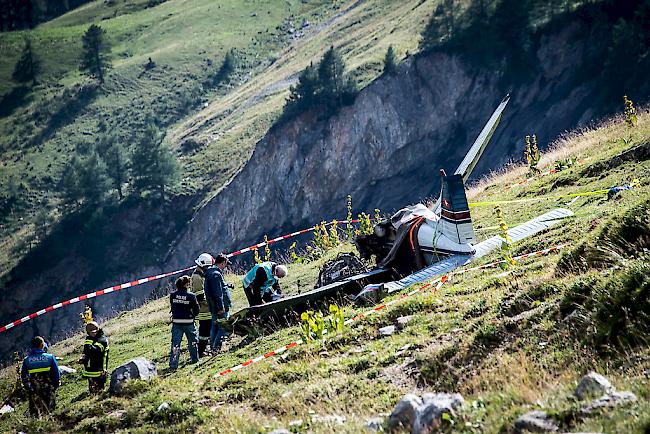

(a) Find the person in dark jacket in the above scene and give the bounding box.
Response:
[204,254,232,352]
[169,275,200,369]
[21,336,60,417]
[78,321,109,394]
[243,261,287,306]
[192,253,215,357]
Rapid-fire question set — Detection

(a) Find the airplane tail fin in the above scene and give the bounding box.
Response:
[438,172,476,245]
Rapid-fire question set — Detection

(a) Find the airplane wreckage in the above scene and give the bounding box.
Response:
[227,95,574,335]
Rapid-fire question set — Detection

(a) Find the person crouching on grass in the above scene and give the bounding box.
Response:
[169,275,200,369]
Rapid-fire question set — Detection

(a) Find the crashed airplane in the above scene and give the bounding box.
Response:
[227,95,574,335]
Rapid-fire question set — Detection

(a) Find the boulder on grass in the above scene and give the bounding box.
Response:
[575,372,614,400]
[513,411,558,433]
[109,358,157,395]
[413,393,465,434]
[388,393,423,432]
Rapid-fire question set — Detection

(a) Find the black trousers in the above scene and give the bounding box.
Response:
[244,285,263,307]
[87,374,107,394]
[197,319,212,356]
[28,383,56,417]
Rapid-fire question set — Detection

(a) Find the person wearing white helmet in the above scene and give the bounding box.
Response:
[192,253,214,357]
[242,261,287,307]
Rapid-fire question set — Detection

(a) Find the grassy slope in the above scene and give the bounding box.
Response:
[0,0,435,276]
[1,111,649,432]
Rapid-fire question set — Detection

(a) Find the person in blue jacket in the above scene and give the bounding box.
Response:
[204,254,232,352]
[243,261,288,307]
[21,336,60,417]
[169,275,200,369]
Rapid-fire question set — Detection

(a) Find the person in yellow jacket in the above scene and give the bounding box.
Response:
[192,253,215,357]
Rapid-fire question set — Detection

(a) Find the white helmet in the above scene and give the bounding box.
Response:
[195,253,215,267]
[274,264,288,278]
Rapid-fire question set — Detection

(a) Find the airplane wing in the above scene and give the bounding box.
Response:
[384,208,573,293]
[433,94,511,214]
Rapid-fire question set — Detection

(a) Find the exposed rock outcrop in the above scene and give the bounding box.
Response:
[164,18,635,275]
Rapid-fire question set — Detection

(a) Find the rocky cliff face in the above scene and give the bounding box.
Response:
[164,19,614,270]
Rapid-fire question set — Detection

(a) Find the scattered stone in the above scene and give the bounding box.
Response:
[421,392,465,410]
[365,416,384,431]
[109,358,157,395]
[395,344,412,357]
[513,411,559,433]
[579,391,637,416]
[269,429,291,434]
[58,365,77,375]
[388,393,423,432]
[108,410,127,420]
[379,325,397,336]
[396,315,414,329]
[575,372,614,400]
[0,404,14,415]
[563,309,589,325]
[414,393,465,434]
[157,402,170,412]
[288,419,303,428]
[312,414,346,425]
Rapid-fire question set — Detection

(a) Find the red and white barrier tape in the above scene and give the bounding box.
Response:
[216,278,448,377]
[0,266,196,333]
[226,219,359,258]
[214,243,568,378]
[0,219,360,334]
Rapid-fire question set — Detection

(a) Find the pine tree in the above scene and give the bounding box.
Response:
[79,151,112,206]
[383,45,398,76]
[285,62,318,113]
[100,134,128,200]
[131,120,179,201]
[12,39,39,86]
[80,24,110,83]
[317,46,356,114]
[60,156,84,209]
[34,208,52,243]
[216,49,236,84]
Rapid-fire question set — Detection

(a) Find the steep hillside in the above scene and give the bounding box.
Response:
[0,0,435,361]
[0,111,648,433]
[2,0,650,364]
